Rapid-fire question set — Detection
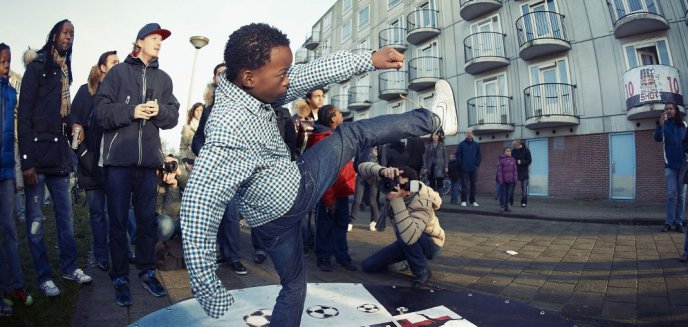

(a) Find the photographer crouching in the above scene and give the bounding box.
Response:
[156,155,188,242]
[359,162,445,286]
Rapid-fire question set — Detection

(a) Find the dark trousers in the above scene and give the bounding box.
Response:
[315,197,352,263]
[509,178,529,205]
[104,166,157,279]
[461,171,478,203]
[500,182,515,207]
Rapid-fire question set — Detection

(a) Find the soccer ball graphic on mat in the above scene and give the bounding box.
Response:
[243,308,272,327]
[306,305,340,319]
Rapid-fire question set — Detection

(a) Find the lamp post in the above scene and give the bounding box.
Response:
[187,36,210,109]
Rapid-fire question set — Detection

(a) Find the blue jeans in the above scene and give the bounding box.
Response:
[86,189,109,265]
[218,203,241,262]
[14,189,25,221]
[104,167,157,279]
[510,179,529,205]
[256,108,435,327]
[361,232,441,280]
[450,179,460,203]
[250,229,265,252]
[157,214,179,242]
[665,167,686,226]
[315,197,352,263]
[24,174,78,283]
[500,182,515,207]
[0,179,24,290]
[350,176,379,222]
[461,171,478,203]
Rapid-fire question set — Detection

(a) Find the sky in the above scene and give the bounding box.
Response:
[3,0,335,153]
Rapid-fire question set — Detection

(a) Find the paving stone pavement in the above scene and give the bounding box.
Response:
[72,195,688,326]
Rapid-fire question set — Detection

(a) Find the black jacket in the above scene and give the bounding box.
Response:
[406,136,425,169]
[69,84,103,190]
[18,51,73,175]
[447,159,461,181]
[95,55,179,168]
[191,102,211,157]
[511,145,532,180]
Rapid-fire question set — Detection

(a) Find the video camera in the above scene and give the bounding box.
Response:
[160,161,178,174]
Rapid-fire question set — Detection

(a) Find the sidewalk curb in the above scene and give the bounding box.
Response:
[439,207,665,226]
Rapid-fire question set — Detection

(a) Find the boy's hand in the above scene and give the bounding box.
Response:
[372,48,404,70]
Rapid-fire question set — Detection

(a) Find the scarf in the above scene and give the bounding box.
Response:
[53,49,70,118]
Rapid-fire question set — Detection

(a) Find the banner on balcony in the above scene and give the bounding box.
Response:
[624,65,684,110]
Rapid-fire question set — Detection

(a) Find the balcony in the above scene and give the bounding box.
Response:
[464,32,509,75]
[348,86,371,111]
[467,96,514,134]
[307,49,321,63]
[459,0,503,21]
[407,9,441,44]
[294,48,308,64]
[607,0,669,38]
[408,56,442,91]
[330,95,350,115]
[379,71,408,100]
[303,26,321,50]
[379,27,407,53]
[524,83,579,129]
[623,65,684,120]
[516,11,571,61]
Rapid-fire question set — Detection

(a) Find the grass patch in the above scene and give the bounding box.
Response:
[2,193,92,327]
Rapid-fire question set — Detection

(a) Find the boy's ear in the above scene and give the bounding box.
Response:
[239,69,255,89]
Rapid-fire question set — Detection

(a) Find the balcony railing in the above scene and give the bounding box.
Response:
[467,96,514,132]
[407,9,441,44]
[348,86,371,110]
[304,26,321,50]
[459,0,503,21]
[307,50,321,63]
[330,94,348,112]
[379,27,407,52]
[524,83,577,120]
[463,32,509,74]
[516,11,570,60]
[606,0,669,38]
[294,48,308,64]
[408,56,443,91]
[379,71,408,100]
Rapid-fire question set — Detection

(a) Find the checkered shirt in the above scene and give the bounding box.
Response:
[180,50,375,318]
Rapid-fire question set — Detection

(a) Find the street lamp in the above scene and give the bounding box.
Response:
[187,36,210,109]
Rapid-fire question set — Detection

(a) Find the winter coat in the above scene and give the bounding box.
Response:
[95,54,179,169]
[307,124,356,207]
[654,121,687,170]
[423,141,448,178]
[17,51,73,175]
[455,138,481,173]
[0,77,16,180]
[497,154,518,184]
[69,84,104,190]
[511,145,532,180]
[380,141,408,168]
[179,123,197,160]
[447,159,461,181]
[274,107,299,161]
[406,136,425,169]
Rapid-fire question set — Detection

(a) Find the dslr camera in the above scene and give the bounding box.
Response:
[160,160,178,174]
[380,176,420,194]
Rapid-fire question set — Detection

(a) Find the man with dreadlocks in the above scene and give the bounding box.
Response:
[18,19,93,299]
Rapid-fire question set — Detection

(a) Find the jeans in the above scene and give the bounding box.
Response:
[86,189,109,265]
[361,232,441,280]
[14,189,25,222]
[157,214,179,242]
[509,179,529,205]
[250,229,265,253]
[449,179,460,203]
[258,108,436,326]
[315,197,352,263]
[350,175,379,222]
[24,174,78,283]
[665,167,686,226]
[104,166,157,279]
[500,182,515,207]
[0,179,24,290]
[218,203,241,262]
[461,171,478,204]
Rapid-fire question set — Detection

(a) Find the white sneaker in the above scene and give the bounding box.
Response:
[40,280,60,297]
[369,221,377,231]
[461,202,467,207]
[347,223,353,232]
[62,268,93,284]
[472,202,480,207]
[430,80,458,136]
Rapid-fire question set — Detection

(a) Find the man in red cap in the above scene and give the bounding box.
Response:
[95,22,180,306]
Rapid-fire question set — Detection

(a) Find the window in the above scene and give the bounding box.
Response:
[529,58,569,85]
[416,1,437,28]
[323,12,333,32]
[474,74,508,123]
[528,57,573,115]
[359,39,370,51]
[469,15,502,59]
[388,0,402,10]
[342,19,352,42]
[390,19,405,44]
[320,39,331,56]
[358,6,370,30]
[611,0,660,17]
[343,0,352,14]
[520,0,563,42]
[623,38,672,69]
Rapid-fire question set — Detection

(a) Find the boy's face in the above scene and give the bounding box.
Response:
[247,45,292,103]
[0,49,10,77]
[137,34,162,60]
[308,89,324,109]
[53,22,74,54]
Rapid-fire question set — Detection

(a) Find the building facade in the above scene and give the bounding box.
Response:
[296,0,688,201]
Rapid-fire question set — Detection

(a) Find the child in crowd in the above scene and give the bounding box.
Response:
[497,146,518,212]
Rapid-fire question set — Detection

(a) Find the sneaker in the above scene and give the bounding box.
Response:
[522,203,527,208]
[347,223,353,232]
[3,288,33,306]
[112,277,132,306]
[429,80,457,136]
[230,261,248,275]
[0,302,13,316]
[317,258,333,272]
[369,221,377,231]
[675,224,684,233]
[253,252,267,264]
[412,268,432,287]
[472,202,480,207]
[39,280,60,297]
[338,261,358,271]
[461,202,467,207]
[62,268,93,284]
[662,224,671,232]
[140,270,167,297]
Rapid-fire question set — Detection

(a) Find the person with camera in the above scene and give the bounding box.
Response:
[156,155,187,242]
[359,163,445,287]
